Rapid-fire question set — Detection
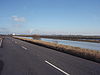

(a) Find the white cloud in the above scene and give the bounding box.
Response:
[0,27,10,34]
[29,29,33,34]
[14,24,23,27]
[12,16,26,22]
[24,29,33,34]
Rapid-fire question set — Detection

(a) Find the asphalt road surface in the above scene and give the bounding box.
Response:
[0,36,100,75]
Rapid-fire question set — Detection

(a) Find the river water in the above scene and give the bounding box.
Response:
[20,37,100,51]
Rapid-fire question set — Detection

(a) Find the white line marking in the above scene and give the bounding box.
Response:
[21,46,27,50]
[45,60,70,75]
[0,39,2,47]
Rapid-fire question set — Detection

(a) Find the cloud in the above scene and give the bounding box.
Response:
[28,29,33,34]
[12,16,26,22]
[0,27,10,34]
[0,28,6,30]
[14,24,22,27]
[24,29,33,34]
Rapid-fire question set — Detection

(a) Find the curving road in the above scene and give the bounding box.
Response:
[0,36,100,75]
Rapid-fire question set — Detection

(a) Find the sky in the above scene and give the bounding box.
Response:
[0,0,100,35]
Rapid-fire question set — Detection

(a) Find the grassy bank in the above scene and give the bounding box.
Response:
[13,36,100,63]
[15,35,100,43]
[70,39,100,43]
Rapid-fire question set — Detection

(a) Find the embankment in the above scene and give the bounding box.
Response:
[13,36,100,63]
[15,35,100,43]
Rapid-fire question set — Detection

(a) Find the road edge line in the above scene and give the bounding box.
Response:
[0,39,3,48]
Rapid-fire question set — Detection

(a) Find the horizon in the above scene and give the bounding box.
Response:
[0,0,100,35]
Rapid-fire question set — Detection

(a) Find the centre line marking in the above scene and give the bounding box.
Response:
[21,46,27,50]
[45,60,70,75]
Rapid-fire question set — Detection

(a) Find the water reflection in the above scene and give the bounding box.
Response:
[41,38,100,51]
[19,37,100,51]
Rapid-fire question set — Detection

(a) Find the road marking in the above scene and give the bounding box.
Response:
[0,39,3,47]
[21,46,27,50]
[45,60,70,75]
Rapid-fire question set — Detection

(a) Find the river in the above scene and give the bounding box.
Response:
[19,37,100,51]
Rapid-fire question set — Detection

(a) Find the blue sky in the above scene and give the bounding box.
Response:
[0,0,100,35]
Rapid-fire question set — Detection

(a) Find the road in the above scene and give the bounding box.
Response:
[0,36,100,75]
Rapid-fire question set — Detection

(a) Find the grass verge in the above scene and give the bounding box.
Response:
[13,36,100,63]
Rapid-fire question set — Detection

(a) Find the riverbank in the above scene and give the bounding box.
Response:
[13,36,100,63]
[41,37,100,43]
[72,39,100,43]
[15,35,100,43]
